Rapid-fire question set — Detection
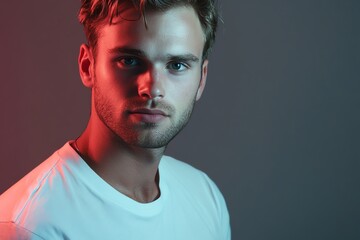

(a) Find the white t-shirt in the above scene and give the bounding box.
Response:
[0,142,230,240]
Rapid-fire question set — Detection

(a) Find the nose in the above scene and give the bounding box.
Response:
[137,69,165,100]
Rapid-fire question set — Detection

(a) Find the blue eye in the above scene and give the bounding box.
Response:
[167,62,188,71]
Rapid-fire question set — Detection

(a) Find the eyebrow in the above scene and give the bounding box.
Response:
[108,47,199,63]
[165,54,199,63]
[108,47,146,57]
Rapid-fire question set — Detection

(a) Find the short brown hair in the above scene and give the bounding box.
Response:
[78,0,219,60]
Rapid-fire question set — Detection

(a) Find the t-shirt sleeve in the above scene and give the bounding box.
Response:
[0,222,45,240]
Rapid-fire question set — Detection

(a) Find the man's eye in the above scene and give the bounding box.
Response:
[118,57,140,67]
[167,62,188,71]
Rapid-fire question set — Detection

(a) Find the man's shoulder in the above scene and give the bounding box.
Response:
[0,143,71,223]
[160,155,220,195]
[160,155,230,238]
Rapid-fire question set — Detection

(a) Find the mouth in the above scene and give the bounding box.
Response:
[130,108,168,116]
[128,108,169,123]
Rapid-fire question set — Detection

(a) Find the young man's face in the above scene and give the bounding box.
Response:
[88,5,208,148]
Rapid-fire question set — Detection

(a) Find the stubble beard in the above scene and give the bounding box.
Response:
[93,80,196,149]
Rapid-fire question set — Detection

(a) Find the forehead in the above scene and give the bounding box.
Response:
[96,5,205,58]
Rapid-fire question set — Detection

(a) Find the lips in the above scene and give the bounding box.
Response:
[129,108,168,123]
[130,108,167,116]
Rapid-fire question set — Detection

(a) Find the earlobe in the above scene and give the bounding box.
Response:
[78,44,94,88]
[196,59,208,101]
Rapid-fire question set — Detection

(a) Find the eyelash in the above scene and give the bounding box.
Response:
[166,61,190,72]
[116,57,141,67]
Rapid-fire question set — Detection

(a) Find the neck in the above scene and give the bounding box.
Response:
[73,118,166,203]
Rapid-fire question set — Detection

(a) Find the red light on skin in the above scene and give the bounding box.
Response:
[129,109,168,123]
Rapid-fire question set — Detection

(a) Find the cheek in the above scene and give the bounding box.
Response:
[169,81,199,108]
[95,62,137,99]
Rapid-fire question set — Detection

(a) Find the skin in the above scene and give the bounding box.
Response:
[75,5,208,203]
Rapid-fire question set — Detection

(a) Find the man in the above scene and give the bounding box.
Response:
[0,0,230,239]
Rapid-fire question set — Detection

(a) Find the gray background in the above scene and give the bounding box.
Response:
[1,1,359,239]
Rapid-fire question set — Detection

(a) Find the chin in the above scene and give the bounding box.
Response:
[128,135,173,149]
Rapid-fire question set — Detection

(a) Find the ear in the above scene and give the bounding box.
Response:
[78,44,95,88]
[196,59,208,101]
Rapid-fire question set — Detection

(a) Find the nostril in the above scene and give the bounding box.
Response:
[139,89,164,100]
[140,92,151,99]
